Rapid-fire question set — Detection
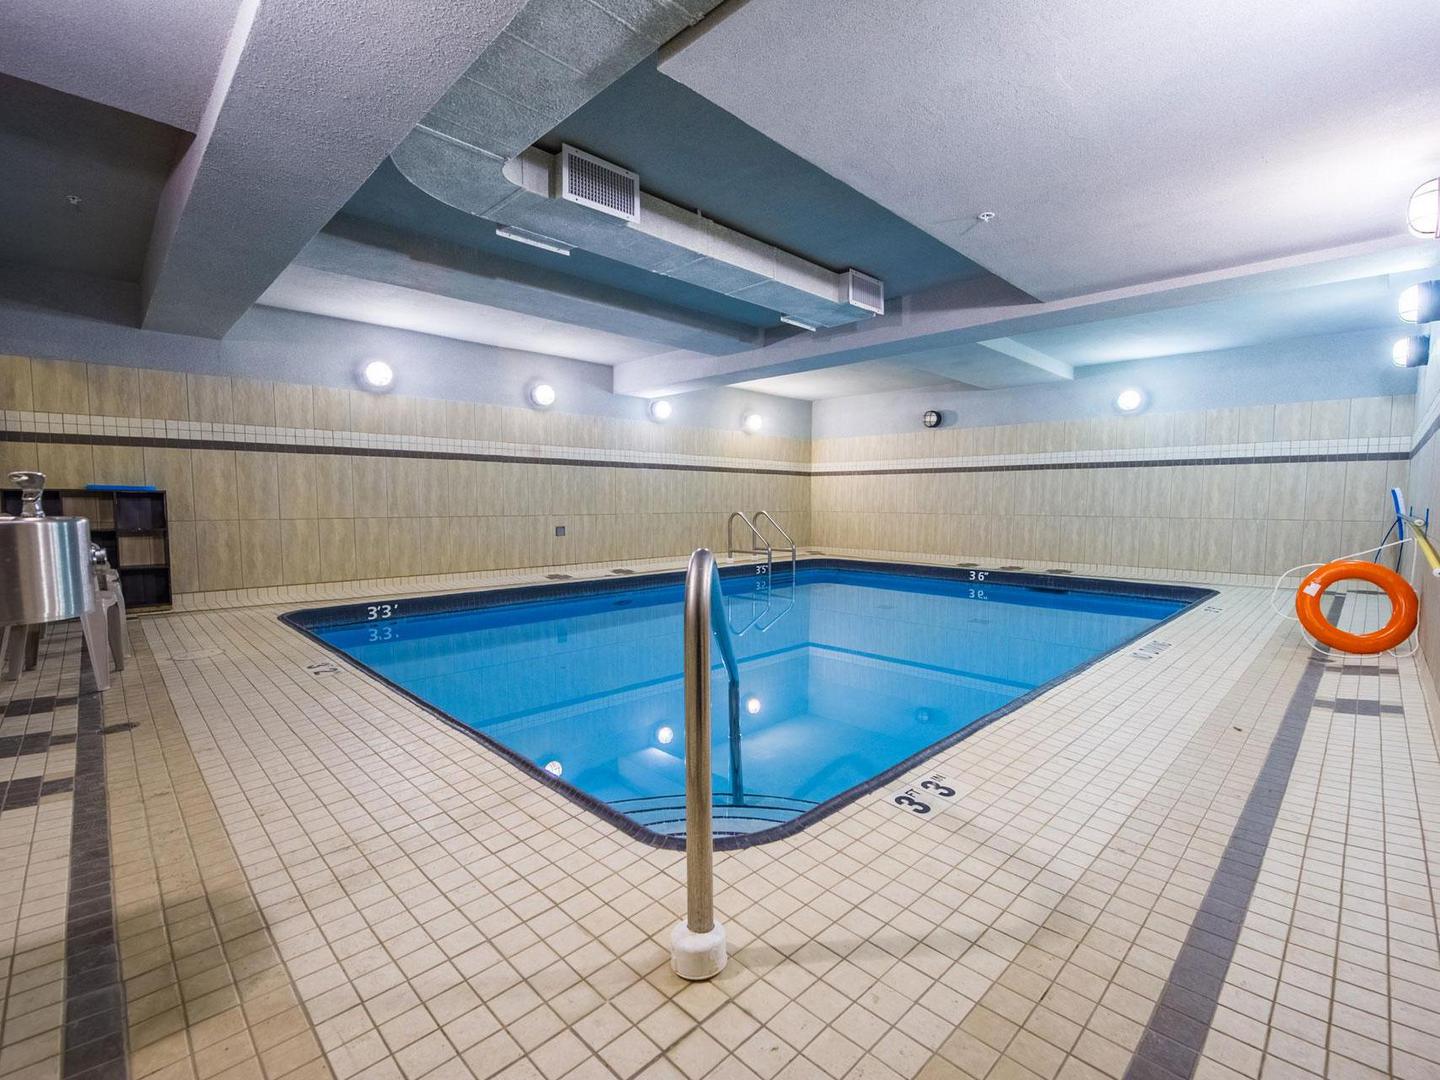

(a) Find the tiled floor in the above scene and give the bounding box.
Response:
[3,557,1439,1080]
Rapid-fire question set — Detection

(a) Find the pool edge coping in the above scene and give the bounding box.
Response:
[277,559,1218,851]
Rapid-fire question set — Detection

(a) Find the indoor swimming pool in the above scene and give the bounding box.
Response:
[284,562,1212,847]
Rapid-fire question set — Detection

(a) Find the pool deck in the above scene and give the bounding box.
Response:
[3,554,1439,1080]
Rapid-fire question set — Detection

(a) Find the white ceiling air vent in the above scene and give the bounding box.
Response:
[843,269,885,316]
[556,144,640,223]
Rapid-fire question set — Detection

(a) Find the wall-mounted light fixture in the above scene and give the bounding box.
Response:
[359,359,394,391]
[1393,335,1431,368]
[1398,282,1440,324]
[528,382,556,408]
[922,410,941,429]
[648,399,672,421]
[1114,387,1148,413]
[1409,177,1440,239]
[742,412,763,434]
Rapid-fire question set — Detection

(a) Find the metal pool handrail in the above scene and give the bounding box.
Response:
[727,511,772,576]
[750,510,797,585]
[671,548,733,980]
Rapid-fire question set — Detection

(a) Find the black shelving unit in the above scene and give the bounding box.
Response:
[2,487,172,609]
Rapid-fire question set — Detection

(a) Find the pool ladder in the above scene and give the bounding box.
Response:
[671,548,739,981]
[725,511,796,634]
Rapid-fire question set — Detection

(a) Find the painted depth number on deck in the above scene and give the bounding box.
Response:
[886,772,960,816]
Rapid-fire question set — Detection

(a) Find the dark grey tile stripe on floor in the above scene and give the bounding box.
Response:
[1124,600,1344,1080]
[60,645,128,1080]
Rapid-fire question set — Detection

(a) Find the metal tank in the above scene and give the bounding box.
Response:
[0,471,97,625]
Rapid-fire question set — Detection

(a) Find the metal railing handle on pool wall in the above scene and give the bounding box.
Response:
[671,548,735,980]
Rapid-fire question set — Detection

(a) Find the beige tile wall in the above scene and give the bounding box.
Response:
[811,396,1414,577]
[0,356,810,595]
[2,354,1419,592]
[1406,376,1440,693]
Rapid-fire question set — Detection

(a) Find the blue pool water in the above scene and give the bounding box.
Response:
[287,563,1207,845]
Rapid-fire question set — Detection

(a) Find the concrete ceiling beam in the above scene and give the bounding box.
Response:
[140,0,528,339]
[613,236,1440,396]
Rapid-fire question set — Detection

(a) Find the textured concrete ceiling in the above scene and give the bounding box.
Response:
[0,0,242,131]
[140,0,531,338]
[0,74,186,283]
[660,0,1440,301]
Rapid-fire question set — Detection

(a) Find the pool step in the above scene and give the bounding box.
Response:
[609,791,818,836]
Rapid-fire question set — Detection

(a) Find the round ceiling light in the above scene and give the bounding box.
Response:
[1114,387,1147,414]
[1409,177,1440,239]
[529,382,556,408]
[742,412,763,434]
[649,399,672,421]
[359,359,394,391]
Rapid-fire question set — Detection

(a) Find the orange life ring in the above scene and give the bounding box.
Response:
[1295,560,1418,654]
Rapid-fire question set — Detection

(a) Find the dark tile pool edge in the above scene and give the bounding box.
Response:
[280,558,1213,630]
[277,559,1217,852]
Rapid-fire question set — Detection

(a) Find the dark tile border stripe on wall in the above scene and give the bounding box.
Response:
[820,451,1407,476]
[0,429,1407,479]
[1123,596,1343,1080]
[0,431,809,477]
[60,644,129,1080]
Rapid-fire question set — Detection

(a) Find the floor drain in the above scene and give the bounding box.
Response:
[305,661,338,675]
[955,562,979,568]
[545,573,573,580]
[611,568,635,575]
[997,565,1024,571]
[170,648,221,661]
[1045,568,1073,574]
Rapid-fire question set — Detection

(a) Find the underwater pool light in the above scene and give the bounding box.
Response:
[744,695,762,715]
[529,382,556,408]
[359,359,394,391]
[742,412,763,434]
[1114,387,1147,414]
[1393,335,1431,368]
[1398,282,1440,324]
[655,725,674,745]
[1409,178,1440,239]
[649,399,672,421]
[543,759,563,776]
